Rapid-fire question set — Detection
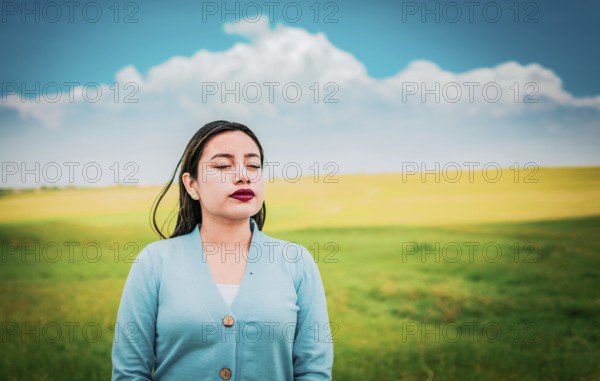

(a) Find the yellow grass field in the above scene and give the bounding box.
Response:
[1,166,599,380]
[1,166,599,231]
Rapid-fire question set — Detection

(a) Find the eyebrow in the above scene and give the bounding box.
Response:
[209,153,261,160]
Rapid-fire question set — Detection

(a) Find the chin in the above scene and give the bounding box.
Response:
[224,209,259,220]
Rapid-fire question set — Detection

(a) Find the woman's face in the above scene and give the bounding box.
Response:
[191,130,265,222]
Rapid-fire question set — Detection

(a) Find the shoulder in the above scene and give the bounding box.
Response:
[128,231,194,292]
[260,230,314,264]
[131,231,191,273]
[143,235,181,255]
[259,230,319,289]
[139,229,192,258]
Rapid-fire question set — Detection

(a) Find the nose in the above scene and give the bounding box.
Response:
[234,162,251,183]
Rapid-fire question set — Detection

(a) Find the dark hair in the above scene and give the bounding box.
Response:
[150,120,266,239]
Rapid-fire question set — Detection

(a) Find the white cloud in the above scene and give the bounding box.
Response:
[1,18,599,187]
[115,64,144,86]
[5,18,599,126]
[223,15,271,39]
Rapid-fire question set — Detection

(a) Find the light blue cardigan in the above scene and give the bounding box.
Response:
[111,218,334,380]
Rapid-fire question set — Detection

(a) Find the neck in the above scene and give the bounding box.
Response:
[199,216,253,248]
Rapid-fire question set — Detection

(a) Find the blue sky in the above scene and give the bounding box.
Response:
[2,0,599,96]
[1,0,599,188]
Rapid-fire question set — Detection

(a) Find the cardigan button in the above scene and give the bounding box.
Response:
[223,315,235,327]
[220,367,232,380]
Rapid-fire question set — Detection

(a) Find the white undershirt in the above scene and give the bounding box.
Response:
[216,283,240,306]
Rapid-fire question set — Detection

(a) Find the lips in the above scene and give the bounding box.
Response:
[230,189,254,196]
[230,189,255,201]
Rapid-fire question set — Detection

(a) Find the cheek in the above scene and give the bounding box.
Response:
[199,175,227,199]
[255,174,265,189]
[255,180,265,195]
[251,170,265,186]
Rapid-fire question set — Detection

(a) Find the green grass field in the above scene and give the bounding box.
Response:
[1,166,599,380]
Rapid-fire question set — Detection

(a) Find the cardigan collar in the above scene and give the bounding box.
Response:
[182,217,265,318]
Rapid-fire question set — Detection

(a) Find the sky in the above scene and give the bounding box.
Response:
[1,0,599,188]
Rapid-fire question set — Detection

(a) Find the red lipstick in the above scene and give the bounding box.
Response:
[230,189,255,201]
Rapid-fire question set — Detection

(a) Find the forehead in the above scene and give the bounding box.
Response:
[202,131,260,159]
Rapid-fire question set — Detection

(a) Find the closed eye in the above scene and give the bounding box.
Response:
[214,165,261,169]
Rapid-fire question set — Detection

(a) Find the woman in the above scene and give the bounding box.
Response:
[111,120,334,380]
